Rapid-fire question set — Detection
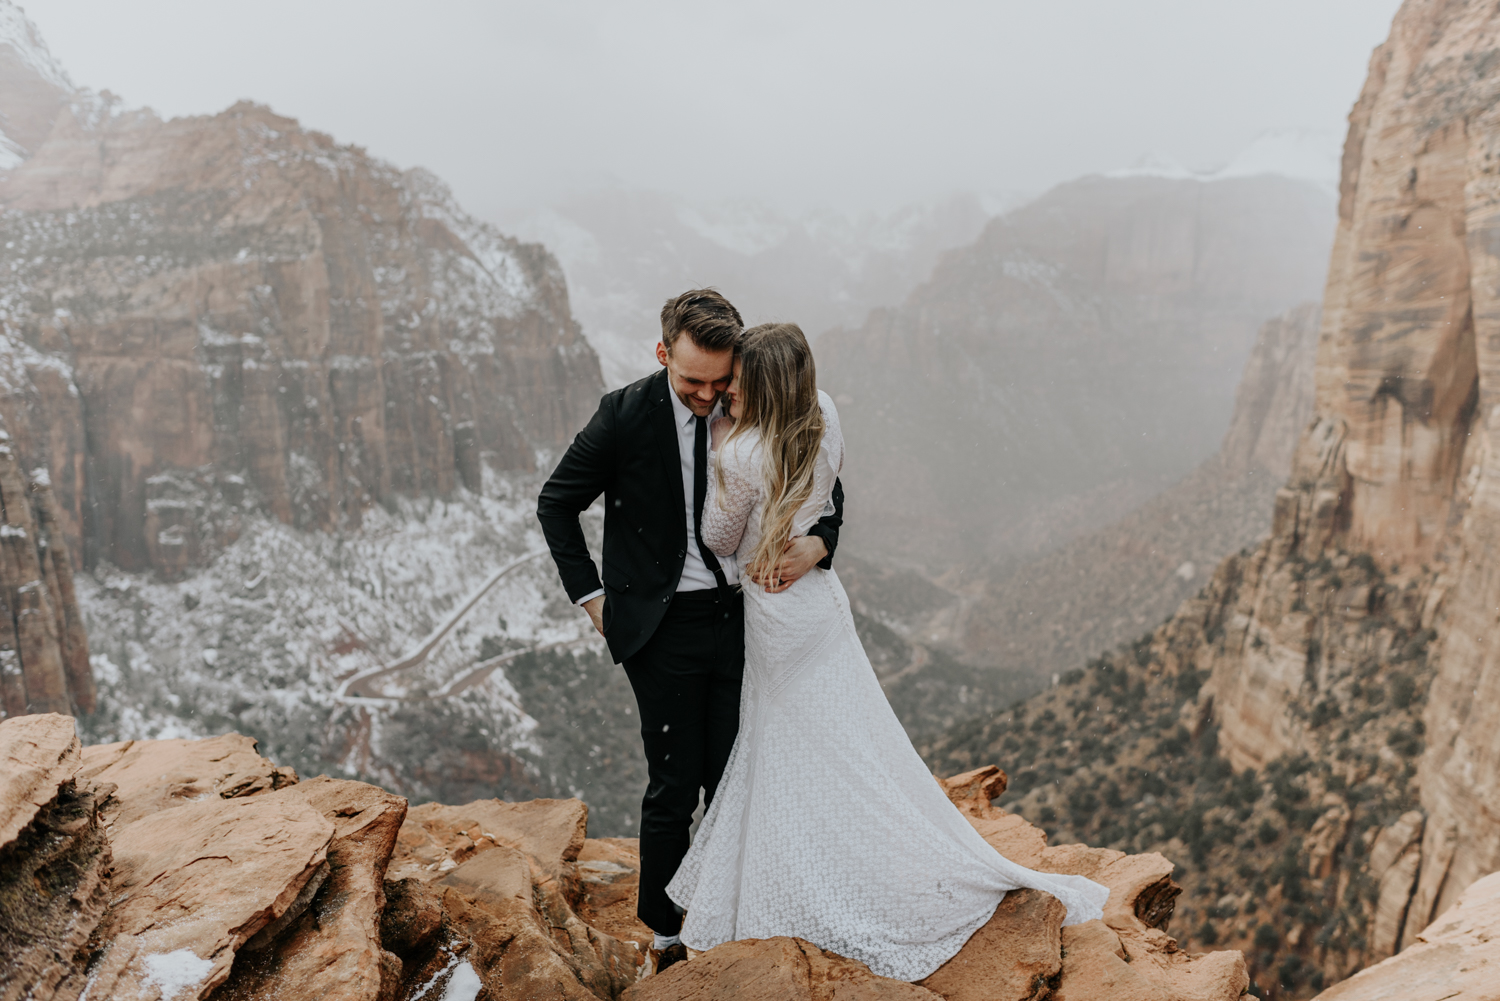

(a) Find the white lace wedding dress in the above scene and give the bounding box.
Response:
[665,391,1109,982]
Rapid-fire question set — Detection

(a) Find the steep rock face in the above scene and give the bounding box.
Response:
[1312,870,1500,1001]
[0,439,91,718]
[1231,0,1500,938]
[0,94,600,575]
[925,3,1500,995]
[818,173,1333,571]
[0,714,111,1001]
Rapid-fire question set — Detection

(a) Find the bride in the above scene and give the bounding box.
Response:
[665,322,1110,982]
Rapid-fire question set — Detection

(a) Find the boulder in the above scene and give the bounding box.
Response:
[0,712,80,847]
[434,843,633,1000]
[576,837,654,948]
[917,889,1065,1001]
[389,794,646,999]
[935,764,1246,1001]
[79,733,298,828]
[390,796,587,889]
[0,715,110,1001]
[938,766,1008,818]
[623,937,941,1001]
[64,788,333,1000]
[1313,870,1500,1001]
[215,777,408,1001]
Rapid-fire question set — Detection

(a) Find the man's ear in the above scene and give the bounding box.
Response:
[656,341,669,368]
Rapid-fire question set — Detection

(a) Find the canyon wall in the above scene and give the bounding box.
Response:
[818,170,1334,572]
[927,2,1500,994]
[0,15,601,578]
[1217,0,1500,929]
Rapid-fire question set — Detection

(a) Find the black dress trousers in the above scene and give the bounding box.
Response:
[622,587,744,935]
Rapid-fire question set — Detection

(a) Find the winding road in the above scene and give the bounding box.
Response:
[334,549,584,706]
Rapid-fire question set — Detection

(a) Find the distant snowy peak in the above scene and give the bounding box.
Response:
[0,1,73,91]
[1107,130,1341,192]
[1107,150,1198,182]
[674,200,793,257]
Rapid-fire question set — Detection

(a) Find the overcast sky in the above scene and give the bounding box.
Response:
[22,0,1403,217]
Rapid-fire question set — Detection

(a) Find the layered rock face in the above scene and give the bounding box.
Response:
[0,442,90,718]
[0,716,1249,1001]
[1315,870,1500,1001]
[818,172,1333,572]
[925,2,1500,996]
[0,4,600,580]
[1232,0,1500,946]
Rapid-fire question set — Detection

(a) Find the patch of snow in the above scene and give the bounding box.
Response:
[441,962,483,1001]
[0,129,25,170]
[1213,129,1342,192]
[141,949,213,1001]
[1106,150,1197,181]
[1106,130,1341,192]
[0,1,74,91]
[409,955,460,1001]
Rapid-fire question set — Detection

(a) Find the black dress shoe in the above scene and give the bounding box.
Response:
[650,942,689,975]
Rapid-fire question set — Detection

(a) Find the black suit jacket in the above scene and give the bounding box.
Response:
[537,368,844,663]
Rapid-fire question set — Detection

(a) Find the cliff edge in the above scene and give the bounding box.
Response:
[0,715,1248,1001]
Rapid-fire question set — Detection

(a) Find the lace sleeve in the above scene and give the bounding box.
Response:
[702,438,760,558]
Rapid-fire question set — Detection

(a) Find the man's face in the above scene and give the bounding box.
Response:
[657,337,733,417]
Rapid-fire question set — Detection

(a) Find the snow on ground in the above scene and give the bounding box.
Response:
[74,471,643,827]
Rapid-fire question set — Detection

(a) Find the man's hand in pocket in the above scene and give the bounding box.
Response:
[583,594,606,636]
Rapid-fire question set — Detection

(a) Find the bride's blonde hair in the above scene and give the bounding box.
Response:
[717,323,825,579]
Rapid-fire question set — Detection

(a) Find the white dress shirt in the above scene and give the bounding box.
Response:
[575,388,737,606]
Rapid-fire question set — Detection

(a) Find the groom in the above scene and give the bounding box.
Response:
[537,289,844,964]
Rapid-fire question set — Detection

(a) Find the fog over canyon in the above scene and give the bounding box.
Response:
[9,1,1500,999]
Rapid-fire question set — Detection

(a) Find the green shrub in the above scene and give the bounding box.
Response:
[1253,923,1280,951]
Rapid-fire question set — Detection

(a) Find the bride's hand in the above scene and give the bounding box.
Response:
[710,415,734,451]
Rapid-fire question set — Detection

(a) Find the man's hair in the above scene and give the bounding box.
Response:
[661,289,743,354]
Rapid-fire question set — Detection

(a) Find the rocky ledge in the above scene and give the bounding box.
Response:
[0,714,1250,1000]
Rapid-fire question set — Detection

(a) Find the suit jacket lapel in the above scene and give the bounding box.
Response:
[649,369,687,527]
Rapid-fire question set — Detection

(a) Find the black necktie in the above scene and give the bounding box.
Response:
[693,415,732,600]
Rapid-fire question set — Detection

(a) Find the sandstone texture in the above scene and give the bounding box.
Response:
[0,713,110,1001]
[624,937,943,1001]
[1313,870,1500,1000]
[0,442,91,720]
[0,717,1248,1001]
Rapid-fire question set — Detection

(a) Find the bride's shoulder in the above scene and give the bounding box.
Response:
[719,427,762,466]
[816,390,841,430]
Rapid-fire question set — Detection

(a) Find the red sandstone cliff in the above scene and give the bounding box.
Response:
[1210,0,1500,936]
[923,2,1500,995]
[0,6,601,579]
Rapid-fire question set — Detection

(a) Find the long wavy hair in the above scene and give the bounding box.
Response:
[717,322,825,578]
